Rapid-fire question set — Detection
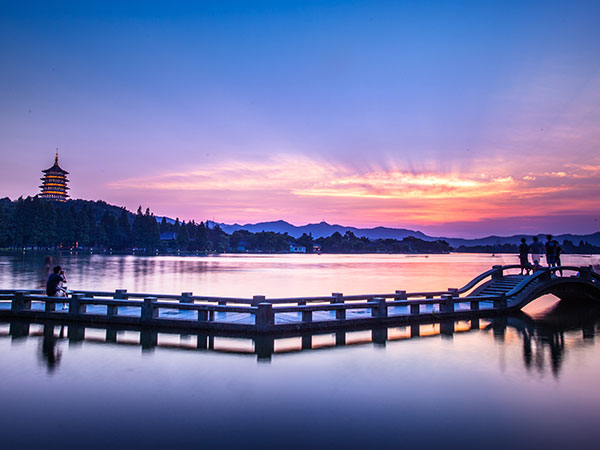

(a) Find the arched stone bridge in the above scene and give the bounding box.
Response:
[464,265,600,310]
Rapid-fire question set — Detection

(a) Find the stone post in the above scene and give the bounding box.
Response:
[372,327,387,345]
[180,292,193,303]
[252,295,265,306]
[371,297,388,318]
[302,309,313,323]
[410,324,420,338]
[68,324,85,343]
[197,308,208,322]
[579,266,592,281]
[254,336,274,361]
[440,320,454,338]
[45,297,56,312]
[396,290,408,314]
[111,289,126,316]
[11,291,31,312]
[197,332,208,350]
[440,294,454,313]
[493,317,507,341]
[298,299,306,319]
[301,334,312,350]
[256,302,274,330]
[217,298,227,319]
[492,265,504,280]
[69,293,87,316]
[332,293,345,320]
[395,290,407,300]
[107,303,119,318]
[140,329,157,351]
[10,321,30,339]
[105,328,117,342]
[493,294,507,309]
[141,297,158,322]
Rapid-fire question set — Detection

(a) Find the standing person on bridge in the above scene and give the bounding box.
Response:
[545,235,558,268]
[519,238,531,275]
[530,236,544,271]
[554,240,564,276]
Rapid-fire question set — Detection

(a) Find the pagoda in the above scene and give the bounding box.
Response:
[39,151,70,201]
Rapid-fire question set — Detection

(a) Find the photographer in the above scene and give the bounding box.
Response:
[46,266,67,297]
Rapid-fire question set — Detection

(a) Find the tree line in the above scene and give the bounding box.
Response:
[0,196,452,254]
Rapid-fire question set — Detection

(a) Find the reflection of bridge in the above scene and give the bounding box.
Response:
[2,301,598,368]
[1,265,599,334]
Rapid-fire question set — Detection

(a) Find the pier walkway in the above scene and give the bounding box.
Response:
[1,265,598,334]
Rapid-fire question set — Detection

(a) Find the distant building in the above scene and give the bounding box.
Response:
[289,244,306,253]
[39,151,69,201]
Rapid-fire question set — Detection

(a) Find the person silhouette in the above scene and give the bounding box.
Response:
[530,236,544,271]
[519,238,531,275]
[554,240,564,276]
[545,235,558,269]
[46,266,67,297]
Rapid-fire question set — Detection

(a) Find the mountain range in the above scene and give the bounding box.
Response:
[207,220,600,247]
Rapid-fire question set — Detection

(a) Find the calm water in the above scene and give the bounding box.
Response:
[1,253,600,450]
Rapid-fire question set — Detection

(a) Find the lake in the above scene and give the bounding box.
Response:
[1,253,600,449]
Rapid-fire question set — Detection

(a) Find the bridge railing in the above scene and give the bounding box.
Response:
[0,263,522,309]
[496,265,597,300]
[1,265,597,331]
[456,264,526,295]
[3,291,265,326]
[0,290,502,329]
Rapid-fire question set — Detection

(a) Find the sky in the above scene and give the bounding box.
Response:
[1,0,599,238]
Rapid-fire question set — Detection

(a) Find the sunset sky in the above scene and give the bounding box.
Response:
[1,1,599,237]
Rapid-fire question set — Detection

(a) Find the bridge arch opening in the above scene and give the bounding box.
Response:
[521,294,561,318]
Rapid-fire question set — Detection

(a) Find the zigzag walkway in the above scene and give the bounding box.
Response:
[1,264,599,334]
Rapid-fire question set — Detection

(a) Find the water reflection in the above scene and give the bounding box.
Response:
[3,251,598,298]
[3,298,598,375]
[505,298,600,377]
[40,324,64,372]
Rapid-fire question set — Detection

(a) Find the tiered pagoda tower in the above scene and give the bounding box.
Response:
[39,151,70,201]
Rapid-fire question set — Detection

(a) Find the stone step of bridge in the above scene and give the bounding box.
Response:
[478,275,527,296]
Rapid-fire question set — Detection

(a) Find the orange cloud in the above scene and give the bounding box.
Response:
[108,155,600,228]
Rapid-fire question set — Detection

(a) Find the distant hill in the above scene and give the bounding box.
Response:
[446,232,600,248]
[212,220,431,240]
[211,219,600,247]
[3,196,598,249]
